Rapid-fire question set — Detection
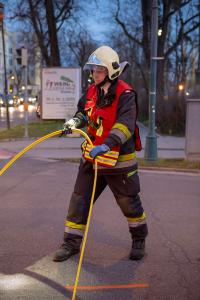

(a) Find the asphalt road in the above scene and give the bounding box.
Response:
[0,157,200,299]
[0,105,39,129]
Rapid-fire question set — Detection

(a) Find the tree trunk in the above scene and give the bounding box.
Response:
[28,0,51,66]
[141,0,151,68]
[45,0,61,66]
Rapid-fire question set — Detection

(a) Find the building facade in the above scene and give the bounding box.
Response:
[0,28,15,97]
[0,28,41,101]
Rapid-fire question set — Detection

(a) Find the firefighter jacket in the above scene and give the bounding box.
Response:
[75,79,141,173]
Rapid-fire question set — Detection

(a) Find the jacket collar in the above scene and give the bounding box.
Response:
[96,79,118,107]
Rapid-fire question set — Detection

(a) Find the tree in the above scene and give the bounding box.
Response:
[110,0,200,133]
[9,0,76,66]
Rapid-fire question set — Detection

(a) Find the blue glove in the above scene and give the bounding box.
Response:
[89,144,110,159]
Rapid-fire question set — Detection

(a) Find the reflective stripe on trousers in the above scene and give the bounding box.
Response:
[64,160,147,239]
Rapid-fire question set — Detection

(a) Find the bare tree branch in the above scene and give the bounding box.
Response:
[164,0,191,21]
[114,0,142,47]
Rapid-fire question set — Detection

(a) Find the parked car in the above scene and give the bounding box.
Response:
[8,98,14,106]
[36,103,41,118]
[19,97,24,104]
[0,96,19,107]
[28,97,37,104]
[0,97,4,107]
[13,96,21,107]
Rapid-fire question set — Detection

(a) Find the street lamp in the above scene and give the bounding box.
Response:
[0,2,10,129]
[178,84,184,91]
[144,0,158,161]
[195,0,200,86]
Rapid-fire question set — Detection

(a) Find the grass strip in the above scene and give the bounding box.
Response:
[0,120,63,139]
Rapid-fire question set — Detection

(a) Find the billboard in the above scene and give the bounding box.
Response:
[41,68,81,119]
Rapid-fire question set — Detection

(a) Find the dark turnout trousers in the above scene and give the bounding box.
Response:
[64,160,148,240]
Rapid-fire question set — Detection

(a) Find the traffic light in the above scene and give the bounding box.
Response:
[9,84,13,93]
[16,48,22,65]
[16,47,27,66]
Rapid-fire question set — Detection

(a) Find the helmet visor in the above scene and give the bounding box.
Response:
[83,53,107,71]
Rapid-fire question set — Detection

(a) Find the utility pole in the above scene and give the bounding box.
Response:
[198,0,200,71]
[16,47,28,137]
[0,2,10,129]
[145,0,158,161]
[195,0,200,85]
[22,48,28,138]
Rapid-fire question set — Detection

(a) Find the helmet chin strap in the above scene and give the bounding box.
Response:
[96,75,112,88]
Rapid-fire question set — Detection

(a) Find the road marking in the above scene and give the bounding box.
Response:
[66,283,149,290]
[0,150,15,160]
[140,169,200,177]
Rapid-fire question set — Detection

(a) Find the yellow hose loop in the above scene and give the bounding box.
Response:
[74,128,93,146]
[0,128,93,176]
[71,159,98,300]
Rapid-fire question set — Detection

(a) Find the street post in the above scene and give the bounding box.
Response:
[144,0,158,160]
[22,48,28,138]
[0,2,10,129]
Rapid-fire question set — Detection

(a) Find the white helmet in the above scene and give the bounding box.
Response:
[84,45,129,80]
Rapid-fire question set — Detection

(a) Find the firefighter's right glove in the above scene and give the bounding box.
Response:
[61,118,81,136]
[89,144,110,159]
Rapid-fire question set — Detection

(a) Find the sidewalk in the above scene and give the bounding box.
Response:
[0,125,186,160]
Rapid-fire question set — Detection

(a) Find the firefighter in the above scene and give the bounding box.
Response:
[53,45,148,262]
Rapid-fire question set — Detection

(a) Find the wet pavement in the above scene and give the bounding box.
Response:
[0,122,200,299]
[0,104,38,129]
[0,156,200,300]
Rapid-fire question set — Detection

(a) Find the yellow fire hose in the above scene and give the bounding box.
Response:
[0,129,98,300]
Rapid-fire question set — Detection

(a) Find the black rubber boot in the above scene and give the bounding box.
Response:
[53,243,79,262]
[129,223,148,260]
[53,233,82,262]
[129,239,145,260]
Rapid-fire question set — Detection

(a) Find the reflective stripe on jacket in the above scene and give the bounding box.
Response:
[81,80,139,170]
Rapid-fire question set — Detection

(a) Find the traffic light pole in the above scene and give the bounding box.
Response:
[24,65,28,138]
[0,3,10,129]
[16,47,28,137]
[145,0,158,161]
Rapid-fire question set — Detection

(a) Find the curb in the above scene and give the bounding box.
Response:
[52,158,200,174]
[0,133,81,142]
[138,166,200,174]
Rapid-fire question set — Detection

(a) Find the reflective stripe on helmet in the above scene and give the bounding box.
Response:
[87,53,106,66]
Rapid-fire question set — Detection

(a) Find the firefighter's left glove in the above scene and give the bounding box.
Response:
[89,144,110,159]
[61,118,81,135]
